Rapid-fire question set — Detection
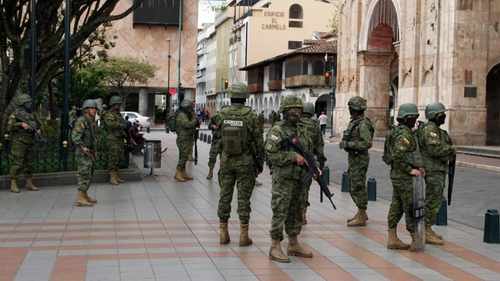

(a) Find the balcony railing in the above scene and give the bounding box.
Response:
[268,80,282,91]
[285,75,327,88]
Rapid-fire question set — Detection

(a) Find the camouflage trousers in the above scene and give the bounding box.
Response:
[176,137,193,170]
[77,153,95,192]
[9,139,33,179]
[217,164,255,224]
[348,153,369,210]
[208,139,220,169]
[425,171,445,226]
[270,171,306,241]
[107,138,124,172]
[387,176,415,233]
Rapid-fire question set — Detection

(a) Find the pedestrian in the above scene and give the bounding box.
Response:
[340,96,374,227]
[217,83,264,246]
[72,99,98,207]
[207,111,222,179]
[6,94,40,193]
[266,96,313,263]
[318,111,328,135]
[299,102,327,224]
[102,96,127,185]
[417,102,455,245]
[384,103,424,251]
[174,99,199,182]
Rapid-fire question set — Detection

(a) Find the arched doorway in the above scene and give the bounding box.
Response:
[315,94,331,119]
[487,64,500,145]
[359,0,400,135]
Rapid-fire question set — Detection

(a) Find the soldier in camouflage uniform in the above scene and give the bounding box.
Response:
[6,94,40,193]
[217,83,264,247]
[340,97,374,227]
[72,100,98,207]
[207,112,222,180]
[266,96,313,263]
[299,102,326,224]
[255,110,266,187]
[175,99,198,182]
[102,96,127,185]
[385,103,425,251]
[417,102,455,245]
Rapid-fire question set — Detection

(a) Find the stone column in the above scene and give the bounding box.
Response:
[138,89,148,116]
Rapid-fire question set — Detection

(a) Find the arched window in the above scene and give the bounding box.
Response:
[289,4,303,19]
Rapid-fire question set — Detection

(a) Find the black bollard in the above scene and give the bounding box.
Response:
[367,178,377,201]
[203,134,207,143]
[207,135,212,144]
[483,209,500,243]
[341,171,350,192]
[199,133,203,141]
[436,199,448,226]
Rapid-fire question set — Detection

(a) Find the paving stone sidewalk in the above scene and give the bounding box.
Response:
[0,132,499,281]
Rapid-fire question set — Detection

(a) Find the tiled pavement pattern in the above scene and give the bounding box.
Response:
[0,133,500,281]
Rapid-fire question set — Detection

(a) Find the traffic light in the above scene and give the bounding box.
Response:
[224,79,229,89]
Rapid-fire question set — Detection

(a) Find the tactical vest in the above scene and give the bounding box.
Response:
[220,107,251,156]
[383,125,399,165]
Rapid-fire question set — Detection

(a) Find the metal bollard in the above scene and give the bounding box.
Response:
[341,171,350,192]
[199,133,203,140]
[207,135,212,144]
[436,199,448,226]
[367,178,377,201]
[484,209,500,243]
[203,134,208,143]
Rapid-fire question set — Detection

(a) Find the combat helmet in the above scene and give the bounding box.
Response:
[109,96,122,106]
[348,96,367,111]
[16,94,32,106]
[397,103,419,119]
[180,99,193,108]
[280,96,303,113]
[228,83,249,99]
[425,102,447,120]
[82,99,98,110]
[303,102,315,116]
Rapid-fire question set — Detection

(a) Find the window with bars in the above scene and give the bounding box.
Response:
[288,41,303,50]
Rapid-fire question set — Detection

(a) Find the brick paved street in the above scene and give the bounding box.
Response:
[0,132,500,281]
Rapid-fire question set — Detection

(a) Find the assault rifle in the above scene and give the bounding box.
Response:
[14,112,46,143]
[80,146,96,161]
[285,136,336,210]
[448,154,456,206]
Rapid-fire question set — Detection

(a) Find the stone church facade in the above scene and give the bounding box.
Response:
[335,0,500,145]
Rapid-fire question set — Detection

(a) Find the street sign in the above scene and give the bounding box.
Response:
[168,87,177,96]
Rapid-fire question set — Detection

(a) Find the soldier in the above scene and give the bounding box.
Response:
[340,96,375,227]
[175,99,198,182]
[417,102,455,245]
[207,112,222,180]
[385,103,424,251]
[299,102,326,224]
[102,96,127,185]
[7,94,40,193]
[255,110,266,187]
[266,96,312,263]
[72,99,98,207]
[217,83,264,246]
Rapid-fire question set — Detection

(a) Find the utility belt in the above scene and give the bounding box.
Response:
[347,149,368,156]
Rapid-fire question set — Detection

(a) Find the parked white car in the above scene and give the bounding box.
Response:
[121,111,151,131]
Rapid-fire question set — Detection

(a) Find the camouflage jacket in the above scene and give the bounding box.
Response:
[265,121,308,180]
[209,112,222,139]
[389,124,423,178]
[175,110,197,140]
[6,109,39,142]
[341,116,374,154]
[417,121,455,172]
[101,111,127,140]
[299,117,326,166]
[72,115,97,152]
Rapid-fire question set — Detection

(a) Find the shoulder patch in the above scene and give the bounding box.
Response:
[270,134,280,141]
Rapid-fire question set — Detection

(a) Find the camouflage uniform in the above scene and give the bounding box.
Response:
[175,99,198,181]
[7,94,40,192]
[417,102,455,244]
[266,96,313,263]
[340,97,374,226]
[257,112,265,136]
[101,96,127,184]
[72,99,98,207]
[208,112,222,170]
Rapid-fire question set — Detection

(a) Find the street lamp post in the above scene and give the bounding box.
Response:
[329,56,336,138]
[60,0,71,170]
[29,0,37,102]
[177,0,183,105]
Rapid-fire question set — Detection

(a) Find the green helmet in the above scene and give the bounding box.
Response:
[303,102,315,116]
[180,99,193,108]
[109,96,122,106]
[82,99,98,110]
[425,102,446,120]
[280,96,303,113]
[397,103,419,119]
[16,94,32,106]
[348,96,367,111]
[228,83,249,99]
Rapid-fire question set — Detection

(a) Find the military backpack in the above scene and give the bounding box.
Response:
[220,107,251,156]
